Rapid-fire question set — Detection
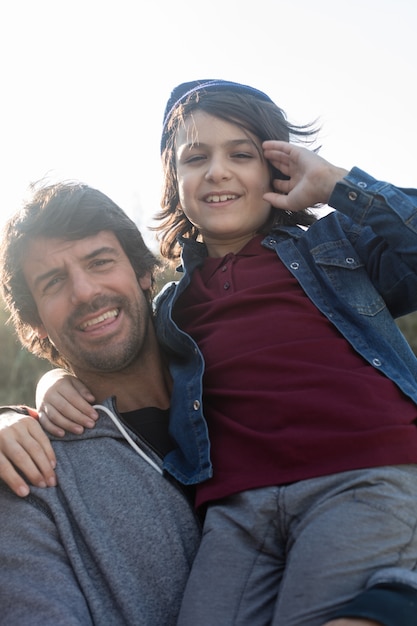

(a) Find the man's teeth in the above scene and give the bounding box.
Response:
[80,309,118,330]
[206,194,237,203]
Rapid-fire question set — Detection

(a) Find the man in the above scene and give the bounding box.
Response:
[0,181,201,625]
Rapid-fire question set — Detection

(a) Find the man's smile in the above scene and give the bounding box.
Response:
[78,308,120,331]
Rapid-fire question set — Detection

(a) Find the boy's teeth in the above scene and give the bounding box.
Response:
[80,309,118,330]
[207,194,236,202]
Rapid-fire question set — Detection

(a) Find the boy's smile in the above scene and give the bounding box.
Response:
[175,111,273,257]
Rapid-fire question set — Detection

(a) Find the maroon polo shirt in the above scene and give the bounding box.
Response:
[173,236,417,508]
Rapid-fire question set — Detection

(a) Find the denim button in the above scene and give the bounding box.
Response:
[372,358,382,367]
[348,191,358,201]
[193,400,200,410]
[290,262,299,270]
[346,257,355,264]
[358,181,367,189]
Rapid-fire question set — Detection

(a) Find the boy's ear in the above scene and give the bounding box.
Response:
[33,324,48,340]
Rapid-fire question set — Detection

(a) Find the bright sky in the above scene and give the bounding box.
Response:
[1,0,416,250]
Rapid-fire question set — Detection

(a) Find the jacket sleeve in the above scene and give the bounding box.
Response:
[328,168,417,316]
[0,485,93,625]
[329,167,417,266]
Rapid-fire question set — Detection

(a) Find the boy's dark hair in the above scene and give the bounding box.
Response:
[154,80,320,261]
[0,181,160,368]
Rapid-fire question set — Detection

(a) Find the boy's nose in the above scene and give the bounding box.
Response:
[204,157,231,182]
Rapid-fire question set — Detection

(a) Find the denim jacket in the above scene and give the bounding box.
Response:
[155,167,417,486]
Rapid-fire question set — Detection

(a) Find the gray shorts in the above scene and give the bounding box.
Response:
[178,466,417,626]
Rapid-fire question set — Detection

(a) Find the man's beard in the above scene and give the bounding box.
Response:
[52,294,149,374]
[72,330,143,372]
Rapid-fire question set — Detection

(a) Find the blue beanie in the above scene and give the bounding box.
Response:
[161,79,274,153]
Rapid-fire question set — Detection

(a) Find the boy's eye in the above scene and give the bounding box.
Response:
[184,154,206,164]
[232,152,253,159]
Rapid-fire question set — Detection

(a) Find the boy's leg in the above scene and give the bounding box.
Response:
[178,466,417,626]
[177,487,286,626]
[273,466,417,626]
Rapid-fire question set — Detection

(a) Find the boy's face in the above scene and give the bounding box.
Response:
[175,110,273,257]
[21,230,152,376]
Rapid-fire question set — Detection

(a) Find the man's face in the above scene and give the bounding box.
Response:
[22,231,152,375]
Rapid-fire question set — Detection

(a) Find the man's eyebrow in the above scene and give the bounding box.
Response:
[33,267,62,290]
[32,245,119,289]
[83,245,119,260]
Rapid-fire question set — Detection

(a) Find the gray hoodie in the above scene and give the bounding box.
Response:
[0,398,201,625]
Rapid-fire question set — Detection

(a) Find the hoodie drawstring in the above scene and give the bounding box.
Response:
[93,404,163,475]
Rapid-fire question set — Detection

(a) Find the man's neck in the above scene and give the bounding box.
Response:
[73,356,172,414]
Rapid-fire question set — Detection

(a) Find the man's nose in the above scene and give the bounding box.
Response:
[70,272,100,304]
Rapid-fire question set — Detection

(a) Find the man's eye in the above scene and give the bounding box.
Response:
[92,258,113,268]
[44,276,63,292]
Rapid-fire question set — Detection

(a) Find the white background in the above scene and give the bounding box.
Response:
[1,0,416,249]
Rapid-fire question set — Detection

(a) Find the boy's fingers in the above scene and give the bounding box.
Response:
[0,455,31,497]
[71,377,96,403]
[0,439,57,497]
[39,409,83,436]
[0,414,57,496]
[26,419,57,468]
[41,394,98,427]
[54,389,98,418]
[263,191,290,211]
[43,402,96,430]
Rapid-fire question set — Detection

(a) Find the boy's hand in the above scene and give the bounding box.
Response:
[0,411,57,497]
[262,141,348,212]
[36,370,98,437]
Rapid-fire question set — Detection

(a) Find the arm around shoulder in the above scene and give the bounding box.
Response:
[0,408,56,497]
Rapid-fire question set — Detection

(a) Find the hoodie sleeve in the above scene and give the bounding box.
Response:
[0,484,93,625]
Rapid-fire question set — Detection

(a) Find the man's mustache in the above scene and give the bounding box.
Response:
[66,296,125,328]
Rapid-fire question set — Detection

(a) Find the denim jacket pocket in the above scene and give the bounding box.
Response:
[312,241,386,316]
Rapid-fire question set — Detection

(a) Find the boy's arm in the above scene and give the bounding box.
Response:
[0,371,97,497]
[0,408,56,497]
[36,369,98,437]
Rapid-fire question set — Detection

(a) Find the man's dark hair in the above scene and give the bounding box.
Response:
[0,181,160,368]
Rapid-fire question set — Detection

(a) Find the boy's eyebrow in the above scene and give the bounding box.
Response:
[181,138,256,151]
[32,245,118,289]
[178,137,259,152]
